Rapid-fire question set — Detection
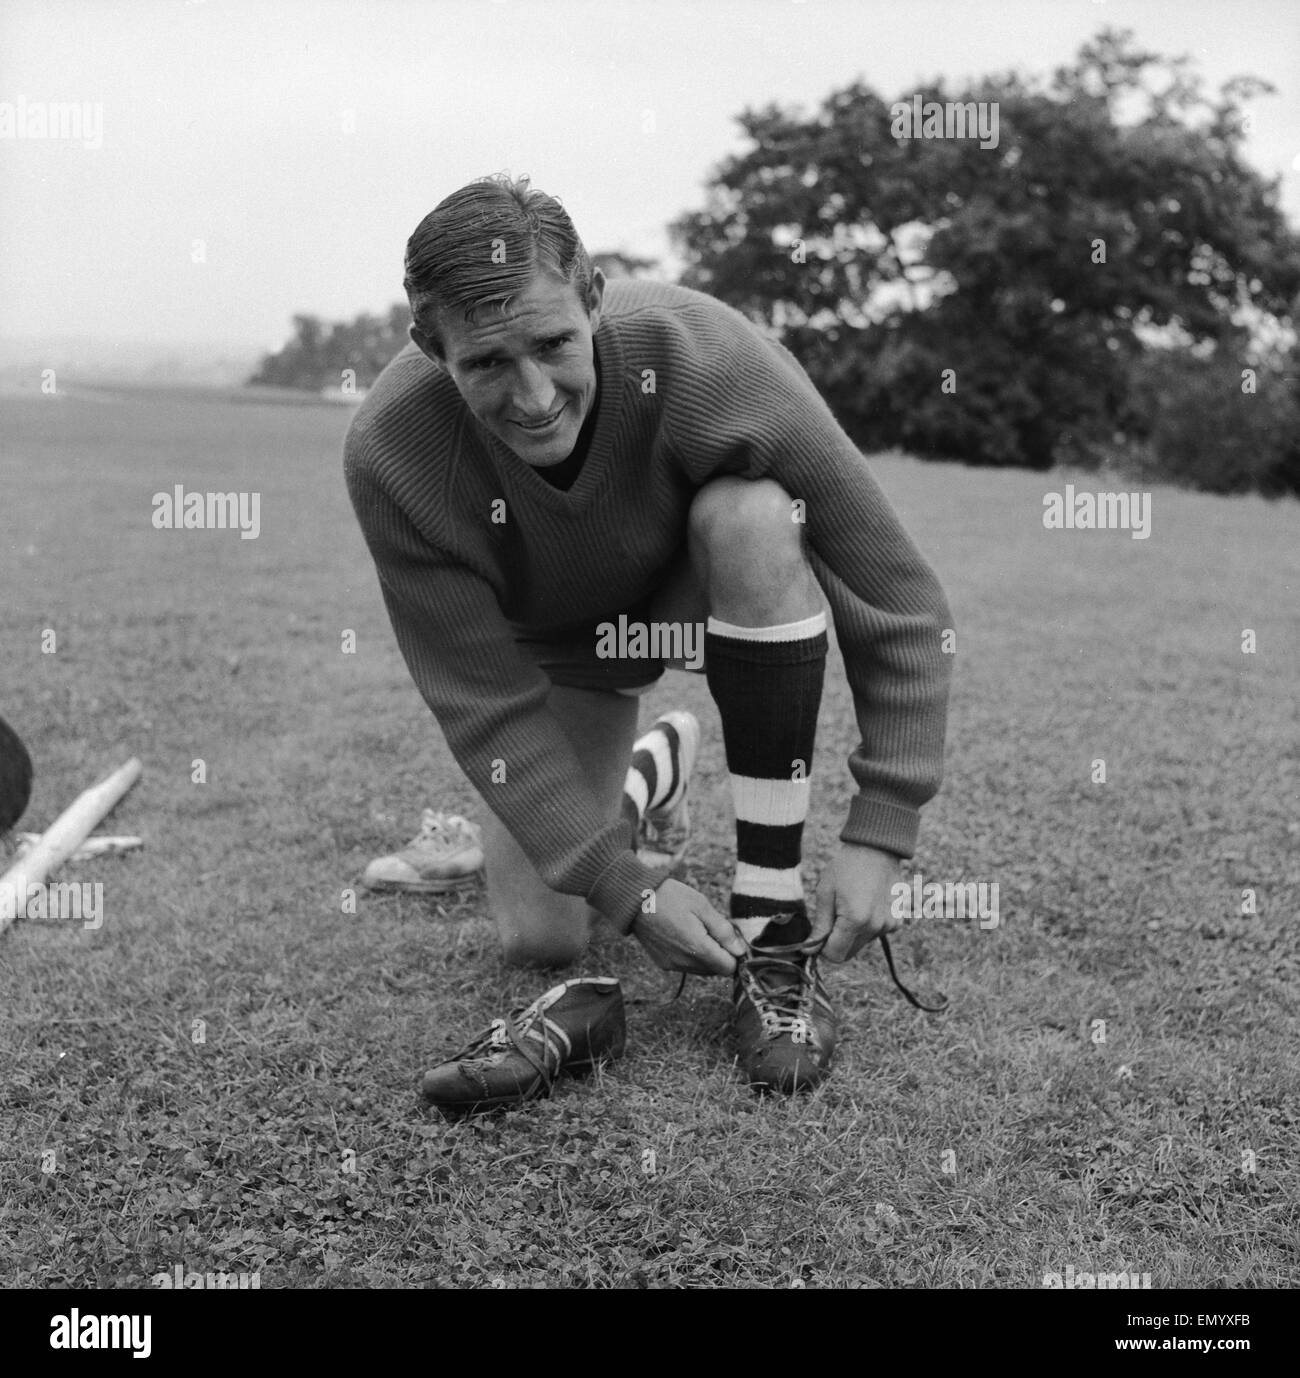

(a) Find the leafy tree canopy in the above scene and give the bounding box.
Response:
[670,28,1300,471]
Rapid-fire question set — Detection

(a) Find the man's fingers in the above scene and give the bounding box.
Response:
[637,896,740,975]
[691,914,738,975]
[821,928,852,963]
[811,868,836,944]
[696,939,737,976]
[698,905,746,962]
[823,914,872,963]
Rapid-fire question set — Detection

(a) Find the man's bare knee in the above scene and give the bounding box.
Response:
[688,476,799,555]
[688,477,818,622]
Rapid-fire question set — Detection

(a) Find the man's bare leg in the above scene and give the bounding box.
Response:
[481,683,639,968]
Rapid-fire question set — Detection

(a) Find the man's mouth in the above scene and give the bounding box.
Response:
[514,405,566,434]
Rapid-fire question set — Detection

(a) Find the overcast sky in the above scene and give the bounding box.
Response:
[1,0,1296,350]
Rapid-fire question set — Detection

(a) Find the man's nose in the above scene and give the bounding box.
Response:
[512,358,557,416]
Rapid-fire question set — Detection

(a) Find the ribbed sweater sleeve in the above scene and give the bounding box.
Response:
[343,423,666,933]
[657,302,953,857]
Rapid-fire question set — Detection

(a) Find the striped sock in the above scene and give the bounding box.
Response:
[620,715,689,831]
[704,612,828,943]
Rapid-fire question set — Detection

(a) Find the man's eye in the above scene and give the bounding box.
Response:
[541,336,570,352]
[470,359,498,372]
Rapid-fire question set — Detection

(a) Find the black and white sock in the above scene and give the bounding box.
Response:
[704,611,827,943]
[620,715,689,830]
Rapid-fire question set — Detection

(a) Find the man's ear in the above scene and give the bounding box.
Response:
[409,323,446,371]
[585,267,607,334]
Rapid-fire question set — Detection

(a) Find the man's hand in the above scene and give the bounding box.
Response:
[813,842,904,963]
[632,878,747,976]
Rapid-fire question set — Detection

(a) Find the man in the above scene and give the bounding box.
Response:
[344,175,952,1110]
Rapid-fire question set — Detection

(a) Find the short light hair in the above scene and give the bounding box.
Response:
[404,174,594,352]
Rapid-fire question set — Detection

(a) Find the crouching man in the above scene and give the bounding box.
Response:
[344,174,952,1112]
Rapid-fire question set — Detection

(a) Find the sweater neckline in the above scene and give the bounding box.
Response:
[475,323,623,510]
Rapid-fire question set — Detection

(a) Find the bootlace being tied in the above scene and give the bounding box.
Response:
[877,934,948,1013]
[654,934,948,1013]
[739,935,830,1038]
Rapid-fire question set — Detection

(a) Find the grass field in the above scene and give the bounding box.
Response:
[1,383,1297,1289]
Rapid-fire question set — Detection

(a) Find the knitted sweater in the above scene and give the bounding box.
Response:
[344,279,952,934]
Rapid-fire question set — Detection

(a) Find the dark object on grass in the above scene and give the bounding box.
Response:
[422,977,626,1118]
[0,715,34,833]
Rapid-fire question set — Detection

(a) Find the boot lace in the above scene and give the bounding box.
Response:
[737,935,829,1043]
[444,987,573,1096]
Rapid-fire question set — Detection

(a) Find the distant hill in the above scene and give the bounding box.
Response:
[0,336,263,393]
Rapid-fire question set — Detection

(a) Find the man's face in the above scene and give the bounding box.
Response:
[412,268,605,467]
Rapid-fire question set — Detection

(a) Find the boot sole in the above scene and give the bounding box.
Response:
[364,872,483,894]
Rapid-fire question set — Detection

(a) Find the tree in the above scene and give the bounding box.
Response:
[249,304,411,391]
[670,28,1300,479]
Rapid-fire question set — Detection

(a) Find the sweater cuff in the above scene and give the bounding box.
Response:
[587,851,670,935]
[839,794,920,859]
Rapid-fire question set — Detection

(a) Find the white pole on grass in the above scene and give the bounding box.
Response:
[0,757,142,937]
